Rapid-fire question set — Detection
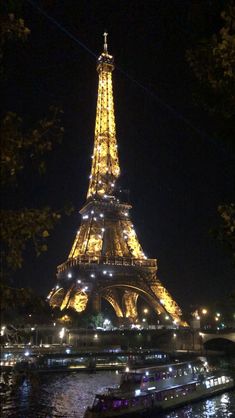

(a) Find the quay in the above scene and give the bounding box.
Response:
[1,347,169,373]
[1,328,234,373]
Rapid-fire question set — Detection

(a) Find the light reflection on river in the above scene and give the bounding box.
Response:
[1,371,235,418]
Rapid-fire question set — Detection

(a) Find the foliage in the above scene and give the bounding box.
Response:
[0,8,66,279]
[0,282,52,324]
[0,107,64,275]
[0,107,64,273]
[1,208,61,271]
[59,311,106,328]
[0,9,30,77]
[186,3,235,140]
[215,204,235,261]
[1,108,64,185]
[1,12,30,41]
[186,3,235,262]
[90,313,105,328]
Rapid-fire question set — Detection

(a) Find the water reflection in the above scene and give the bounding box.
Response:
[1,372,235,418]
[164,391,235,418]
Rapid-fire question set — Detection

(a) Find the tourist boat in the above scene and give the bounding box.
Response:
[84,360,234,417]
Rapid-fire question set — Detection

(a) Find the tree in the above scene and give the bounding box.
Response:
[0,7,30,77]
[186,2,235,261]
[90,313,105,329]
[215,204,235,262]
[0,7,65,317]
[1,109,63,274]
[186,2,235,143]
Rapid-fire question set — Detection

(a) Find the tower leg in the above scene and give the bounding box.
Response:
[122,290,139,323]
[103,288,124,318]
[150,279,184,324]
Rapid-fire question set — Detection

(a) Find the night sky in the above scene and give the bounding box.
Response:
[6,0,235,312]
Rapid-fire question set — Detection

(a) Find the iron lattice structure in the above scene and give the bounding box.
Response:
[49,36,186,326]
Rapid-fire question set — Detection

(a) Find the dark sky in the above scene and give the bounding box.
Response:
[6,0,235,311]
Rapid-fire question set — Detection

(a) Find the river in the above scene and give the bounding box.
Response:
[1,370,235,418]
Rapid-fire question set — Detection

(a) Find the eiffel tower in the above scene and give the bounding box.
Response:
[49,34,187,327]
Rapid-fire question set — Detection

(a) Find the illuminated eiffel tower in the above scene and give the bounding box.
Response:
[49,34,186,326]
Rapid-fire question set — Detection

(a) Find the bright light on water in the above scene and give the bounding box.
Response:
[1,372,235,417]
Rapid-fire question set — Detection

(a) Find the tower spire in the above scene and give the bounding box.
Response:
[103,31,108,53]
[87,35,120,199]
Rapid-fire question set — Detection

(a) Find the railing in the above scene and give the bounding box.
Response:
[57,255,157,273]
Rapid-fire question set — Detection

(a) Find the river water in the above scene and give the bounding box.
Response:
[1,370,235,418]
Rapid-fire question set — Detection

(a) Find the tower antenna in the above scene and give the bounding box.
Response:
[103,31,108,53]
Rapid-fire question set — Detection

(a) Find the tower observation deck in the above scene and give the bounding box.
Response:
[48,35,187,326]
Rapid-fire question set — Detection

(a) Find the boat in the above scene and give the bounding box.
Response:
[84,359,234,417]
